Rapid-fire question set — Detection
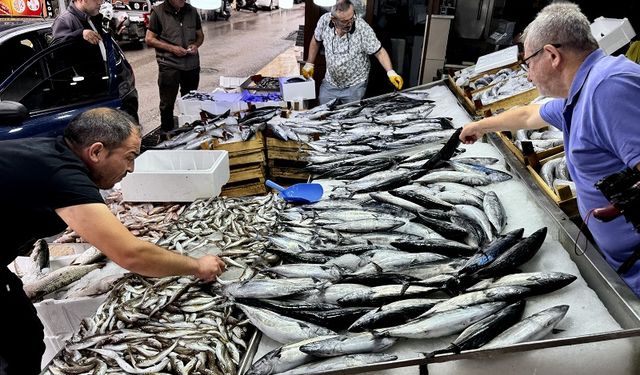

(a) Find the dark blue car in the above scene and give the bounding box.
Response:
[0,20,138,140]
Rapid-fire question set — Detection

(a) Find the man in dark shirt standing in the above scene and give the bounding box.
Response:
[0,108,226,375]
[145,0,204,133]
[52,0,104,45]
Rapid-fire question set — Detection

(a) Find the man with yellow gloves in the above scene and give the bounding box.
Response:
[303,0,403,105]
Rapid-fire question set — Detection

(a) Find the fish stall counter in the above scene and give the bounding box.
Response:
[242,81,640,375]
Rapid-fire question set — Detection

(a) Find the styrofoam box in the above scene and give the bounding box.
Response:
[201,99,249,115]
[177,96,203,116]
[121,150,230,202]
[279,77,316,101]
[474,45,518,75]
[591,17,636,55]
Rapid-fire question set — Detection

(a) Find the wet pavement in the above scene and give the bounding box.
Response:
[121,4,305,135]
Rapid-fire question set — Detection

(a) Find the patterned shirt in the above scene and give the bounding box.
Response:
[314,13,382,89]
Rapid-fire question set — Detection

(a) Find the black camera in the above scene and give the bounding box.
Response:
[594,167,640,232]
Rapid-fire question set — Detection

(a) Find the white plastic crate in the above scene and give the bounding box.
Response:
[279,77,316,101]
[177,96,203,116]
[121,150,230,202]
[591,17,636,55]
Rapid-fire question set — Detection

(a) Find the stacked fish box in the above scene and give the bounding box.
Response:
[526,152,578,218]
[447,64,539,117]
[491,124,575,217]
[208,131,269,197]
[266,136,312,184]
[494,126,564,166]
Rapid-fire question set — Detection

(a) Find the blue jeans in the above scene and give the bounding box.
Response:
[319,79,367,105]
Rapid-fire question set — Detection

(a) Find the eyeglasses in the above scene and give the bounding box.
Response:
[332,16,355,29]
[522,43,562,71]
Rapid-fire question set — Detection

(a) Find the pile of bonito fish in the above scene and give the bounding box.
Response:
[216,92,575,374]
[152,107,279,150]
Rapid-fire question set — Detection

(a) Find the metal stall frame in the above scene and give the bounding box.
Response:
[237,79,640,375]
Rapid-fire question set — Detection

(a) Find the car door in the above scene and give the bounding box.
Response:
[0,38,121,139]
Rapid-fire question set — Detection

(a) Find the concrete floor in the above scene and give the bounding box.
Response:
[121,4,305,135]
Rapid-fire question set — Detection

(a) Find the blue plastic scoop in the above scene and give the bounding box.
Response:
[265,179,324,204]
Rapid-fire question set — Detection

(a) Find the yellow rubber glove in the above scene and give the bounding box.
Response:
[387,70,403,90]
[301,62,315,79]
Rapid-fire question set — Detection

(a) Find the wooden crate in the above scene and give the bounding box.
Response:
[269,164,312,180]
[474,87,540,117]
[447,67,540,117]
[221,181,268,197]
[494,130,564,166]
[227,164,266,184]
[526,152,578,217]
[266,136,310,180]
[202,132,270,197]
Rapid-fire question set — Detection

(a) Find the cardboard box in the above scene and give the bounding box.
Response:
[591,17,636,55]
[279,76,316,101]
[121,150,230,202]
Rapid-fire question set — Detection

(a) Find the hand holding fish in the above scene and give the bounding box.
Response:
[195,255,227,281]
[460,123,485,144]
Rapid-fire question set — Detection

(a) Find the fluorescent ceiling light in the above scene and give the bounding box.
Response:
[190,0,222,10]
[314,0,334,7]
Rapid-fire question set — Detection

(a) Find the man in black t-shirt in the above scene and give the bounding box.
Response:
[0,108,226,375]
[145,0,204,132]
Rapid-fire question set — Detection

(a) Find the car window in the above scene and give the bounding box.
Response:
[0,33,39,83]
[0,41,110,112]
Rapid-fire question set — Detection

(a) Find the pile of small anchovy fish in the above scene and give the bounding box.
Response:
[514,127,564,153]
[41,193,287,374]
[29,194,285,304]
[156,194,285,266]
[44,274,249,375]
[55,190,186,244]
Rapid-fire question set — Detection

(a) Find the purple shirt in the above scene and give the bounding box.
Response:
[540,49,640,296]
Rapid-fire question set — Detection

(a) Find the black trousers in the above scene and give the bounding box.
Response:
[0,267,44,375]
[158,64,200,131]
